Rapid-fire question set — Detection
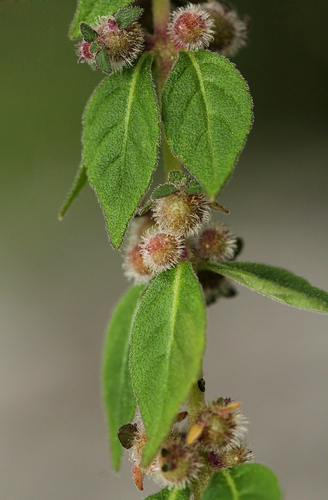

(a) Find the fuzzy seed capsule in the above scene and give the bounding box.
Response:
[140,230,184,274]
[156,436,203,488]
[201,1,249,56]
[196,225,237,262]
[153,191,210,237]
[187,399,248,452]
[123,242,153,282]
[168,4,214,51]
[93,16,144,71]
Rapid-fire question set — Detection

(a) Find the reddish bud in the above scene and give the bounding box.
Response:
[168,4,214,51]
[76,40,96,64]
[140,230,184,273]
[201,1,249,56]
[195,225,237,262]
[93,16,144,71]
[123,242,153,282]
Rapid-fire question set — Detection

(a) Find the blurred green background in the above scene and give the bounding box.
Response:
[0,1,327,499]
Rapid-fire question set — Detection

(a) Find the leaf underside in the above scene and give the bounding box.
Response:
[83,52,160,248]
[58,163,88,220]
[162,51,253,200]
[70,0,132,39]
[202,464,281,500]
[130,261,206,467]
[206,261,328,314]
[103,285,145,471]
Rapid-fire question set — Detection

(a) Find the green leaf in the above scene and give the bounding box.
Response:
[162,51,253,200]
[115,6,143,29]
[80,22,99,43]
[204,261,328,314]
[152,184,179,199]
[58,163,88,220]
[95,44,111,74]
[185,180,203,194]
[102,284,145,471]
[202,464,281,500]
[168,170,188,186]
[70,0,132,39]
[144,486,191,500]
[130,261,206,467]
[83,52,160,248]
[90,41,100,53]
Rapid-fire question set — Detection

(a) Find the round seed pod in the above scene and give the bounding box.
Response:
[140,230,184,274]
[153,191,210,237]
[168,3,214,51]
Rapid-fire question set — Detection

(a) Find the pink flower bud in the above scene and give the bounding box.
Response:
[195,225,237,262]
[93,15,144,71]
[201,1,249,56]
[76,40,96,64]
[168,4,214,51]
[140,230,184,274]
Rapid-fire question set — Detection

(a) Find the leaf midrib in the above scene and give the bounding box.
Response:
[188,52,215,182]
[222,470,239,500]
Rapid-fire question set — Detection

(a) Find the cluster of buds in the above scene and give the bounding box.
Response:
[76,6,144,73]
[118,397,252,491]
[123,172,212,282]
[168,2,249,56]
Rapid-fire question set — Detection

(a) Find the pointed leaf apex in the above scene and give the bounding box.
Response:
[80,22,99,43]
[115,7,144,29]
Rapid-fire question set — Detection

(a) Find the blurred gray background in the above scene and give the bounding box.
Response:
[0,1,327,499]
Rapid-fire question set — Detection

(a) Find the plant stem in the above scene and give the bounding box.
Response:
[187,371,205,426]
[152,0,181,179]
[152,0,171,38]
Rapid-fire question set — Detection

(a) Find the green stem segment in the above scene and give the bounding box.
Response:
[152,0,171,37]
[152,0,181,179]
[187,373,205,426]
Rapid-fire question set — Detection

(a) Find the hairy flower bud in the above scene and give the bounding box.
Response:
[201,1,249,56]
[187,399,248,452]
[93,15,144,71]
[76,40,96,64]
[168,3,214,51]
[156,435,203,488]
[153,191,210,237]
[123,242,153,282]
[140,230,184,273]
[195,225,237,262]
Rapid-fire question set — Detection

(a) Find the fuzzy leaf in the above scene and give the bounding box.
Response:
[130,261,206,467]
[103,285,145,471]
[58,163,88,220]
[80,22,99,43]
[70,0,132,39]
[162,51,253,200]
[204,262,328,313]
[152,184,179,199]
[186,180,203,194]
[202,464,281,500]
[83,52,160,248]
[115,6,143,29]
[90,41,100,53]
[168,171,188,186]
[144,486,191,500]
[95,44,111,74]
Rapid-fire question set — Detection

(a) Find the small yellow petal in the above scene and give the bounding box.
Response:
[187,423,205,445]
